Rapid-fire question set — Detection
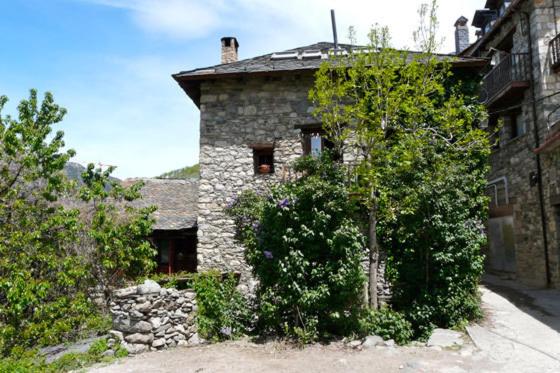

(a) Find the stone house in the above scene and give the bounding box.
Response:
[460,0,560,288]
[125,178,198,274]
[172,37,486,290]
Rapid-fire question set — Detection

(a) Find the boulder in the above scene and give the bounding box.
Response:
[149,317,162,329]
[137,279,161,295]
[130,320,152,333]
[135,301,152,313]
[188,333,202,345]
[125,333,154,344]
[362,335,384,348]
[124,342,148,355]
[109,330,124,342]
[427,328,464,348]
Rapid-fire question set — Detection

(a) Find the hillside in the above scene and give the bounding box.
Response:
[63,162,120,185]
[158,164,199,179]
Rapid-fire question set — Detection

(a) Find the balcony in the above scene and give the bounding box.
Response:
[482,53,530,108]
[550,33,560,71]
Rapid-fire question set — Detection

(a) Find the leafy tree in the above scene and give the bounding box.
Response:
[309,0,490,321]
[0,90,156,356]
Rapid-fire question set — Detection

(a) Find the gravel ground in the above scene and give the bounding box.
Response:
[88,339,493,373]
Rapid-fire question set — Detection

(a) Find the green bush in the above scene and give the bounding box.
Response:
[192,271,250,341]
[0,91,156,356]
[359,307,413,345]
[228,154,367,342]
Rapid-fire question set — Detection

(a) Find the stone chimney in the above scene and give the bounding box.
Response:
[221,37,239,64]
[454,16,470,54]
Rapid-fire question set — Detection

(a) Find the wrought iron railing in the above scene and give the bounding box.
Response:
[482,53,530,104]
[550,34,560,70]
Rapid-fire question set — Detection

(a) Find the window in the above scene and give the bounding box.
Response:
[158,239,170,265]
[302,128,334,157]
[251,145,274,174]
[505,111,525,139]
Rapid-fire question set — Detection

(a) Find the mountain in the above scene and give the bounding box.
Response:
[63,162,120,185]
[158,164,199,180]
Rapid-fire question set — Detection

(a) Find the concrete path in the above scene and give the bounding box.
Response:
[467,274,560,373]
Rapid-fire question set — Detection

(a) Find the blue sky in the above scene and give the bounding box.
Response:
[1,0,483,178]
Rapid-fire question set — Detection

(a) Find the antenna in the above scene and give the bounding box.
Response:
[331,9,338,50]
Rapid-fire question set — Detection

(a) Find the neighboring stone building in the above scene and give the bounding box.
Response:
[172,38,486,291]
[125,178,198,274]
[461,0,560,288]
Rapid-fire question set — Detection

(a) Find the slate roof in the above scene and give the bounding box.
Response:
[124,178,199,231]
[173,41,488,107]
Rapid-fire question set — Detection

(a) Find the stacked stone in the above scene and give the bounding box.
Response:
[109,280,201,354]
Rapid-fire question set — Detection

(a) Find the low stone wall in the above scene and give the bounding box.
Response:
[109,280,200,354]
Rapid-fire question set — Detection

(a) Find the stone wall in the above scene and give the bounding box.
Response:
[483,0,560,288]
[109,280,200,354]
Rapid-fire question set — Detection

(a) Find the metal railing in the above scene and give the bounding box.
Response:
[482,53,530,104]
[550,34,560,70]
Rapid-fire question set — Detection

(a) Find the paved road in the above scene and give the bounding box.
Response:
[468,274,560,373]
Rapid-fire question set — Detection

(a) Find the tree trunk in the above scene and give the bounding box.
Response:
[368,194,379,309]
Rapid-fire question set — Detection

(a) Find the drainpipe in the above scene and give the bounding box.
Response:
[522,11,552,287]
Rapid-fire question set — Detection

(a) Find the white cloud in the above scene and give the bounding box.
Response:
[86,0,483,53]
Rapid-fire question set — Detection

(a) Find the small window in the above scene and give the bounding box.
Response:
[506,111,525,139]
[251,145,274,175]
[302,128,334,157]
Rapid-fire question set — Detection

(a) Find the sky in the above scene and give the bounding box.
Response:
[1,0,485,179]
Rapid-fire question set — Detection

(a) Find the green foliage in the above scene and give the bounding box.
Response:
[158,164,199,179]
[358,308,413,345]
[0,90,156,356]
[192,270,250,341]
[309,1,490,337]
[142,271,195,290]
[0,338,126,372]
[228,154,367,341]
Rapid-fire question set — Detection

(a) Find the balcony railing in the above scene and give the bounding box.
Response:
[550,34,560,70]
[482,53,530,107]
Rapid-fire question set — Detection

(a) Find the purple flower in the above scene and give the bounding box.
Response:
[252,221,261,231]
[263,250,273,259]
[277,198,290,209]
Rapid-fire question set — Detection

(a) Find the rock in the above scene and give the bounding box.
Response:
[114,286,137,298]
[137,279,161,295]
[135,301,152,313]
[124,343,148,355]
[152,338,166,348]
[384,339,395,347]
[174,334,186,341]
[175,324,186,334]
[113,316,132,332]
[125,333,154,344]
[150,317,162,329]
[130,320,152,333]
[427,328,464,348]
[362,335,384,348]
[177,340,189,347]
[176,297,185,304]
[188,333,201,345]
[102,350,114,358]
[109,330,124,342]
[155,324,171,334]
[348,340,362,349]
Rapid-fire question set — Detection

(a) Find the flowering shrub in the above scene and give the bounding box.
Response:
[228,154,367,341]
[192,271,250,341]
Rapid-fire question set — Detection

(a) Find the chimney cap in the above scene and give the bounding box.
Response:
[221,37,239,48]
[454,16,469,27]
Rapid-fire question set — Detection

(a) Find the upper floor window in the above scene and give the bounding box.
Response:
[301,128,334,157]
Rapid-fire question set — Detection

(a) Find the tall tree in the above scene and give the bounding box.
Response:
[310,1,489,309]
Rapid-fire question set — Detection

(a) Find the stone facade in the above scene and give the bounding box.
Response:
[472,0,560,288]
[196,73,317,291]
[109,280,199,354]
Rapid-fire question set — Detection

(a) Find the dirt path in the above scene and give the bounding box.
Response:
[88,340,492,373]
